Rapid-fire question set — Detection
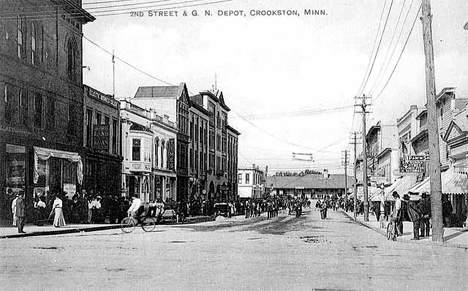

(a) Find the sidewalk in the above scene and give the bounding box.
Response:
[342,210,468,249]
[0,215,214,239]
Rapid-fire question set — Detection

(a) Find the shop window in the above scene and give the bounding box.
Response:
[132,139,141,161]
[5,144,26,197]
[161,140,165,168]
[245,173,250,184]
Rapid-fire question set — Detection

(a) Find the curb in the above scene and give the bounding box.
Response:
[341,211,468,251]
[0,225,122,239]
[0,216,217,239]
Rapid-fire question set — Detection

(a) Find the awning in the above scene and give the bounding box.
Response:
[384,175,418,201]
[454,159,468,174]
[409,167,468,195]
[33,147,83,185]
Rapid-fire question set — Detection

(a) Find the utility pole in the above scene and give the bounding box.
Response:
[355,95,371,221]
[350,132,361,221]
[421,0,443,242]
[342,150,349,211]
[112,50,116,98]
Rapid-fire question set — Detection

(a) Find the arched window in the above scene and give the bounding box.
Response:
[67,38,77,81]
[17,16,25,59]
[161,140,165,168]
[154,138,159,168]
[31,22,36,65]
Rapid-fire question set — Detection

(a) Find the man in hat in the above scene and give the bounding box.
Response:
[392,192,403,236]
[406,194,422,240]
[16,191,26,233]
[419,192,431,237]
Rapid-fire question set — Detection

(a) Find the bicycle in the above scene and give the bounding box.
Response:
[120,214,157,233]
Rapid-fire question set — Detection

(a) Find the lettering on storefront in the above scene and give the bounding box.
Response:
[88,87,119,107]
[399,155,428,173]
[93,124,110,152]
[168,138,175,170]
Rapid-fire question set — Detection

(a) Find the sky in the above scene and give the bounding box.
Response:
[82,0,468,175]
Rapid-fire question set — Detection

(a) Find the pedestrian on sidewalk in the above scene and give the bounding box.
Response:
[52,194,66,227]
[406,195,422,240]
[11,193,18,227]
[15,191,26,233]
[392,192,403,236]
[419,192,431,237]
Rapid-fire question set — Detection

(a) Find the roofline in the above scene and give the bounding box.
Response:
[60,0,95,23]
[411,129,428,144]
[189,100,211,116]
[376,147,392,159]
[415,109,427,120]
[436,87,456,103]
[226,124,241,135]
[464,21,468,30]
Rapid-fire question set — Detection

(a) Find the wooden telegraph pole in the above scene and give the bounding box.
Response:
[421,0,443,242]
[355,95,371,222]
[350,132,361,221]
[342,150,349,211]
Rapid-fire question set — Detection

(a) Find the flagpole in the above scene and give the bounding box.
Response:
[112,50,115,98]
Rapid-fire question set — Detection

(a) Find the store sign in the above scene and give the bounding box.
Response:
[399,155,428,173]
[93,124,110,152]
[167,138,175,170]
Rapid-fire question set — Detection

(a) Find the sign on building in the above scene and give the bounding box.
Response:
[167,138,175,170]
[399,155,428,174]
[93,124,110,152]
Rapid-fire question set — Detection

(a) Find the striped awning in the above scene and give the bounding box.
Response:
[409,167,468,195]
[383,175,418,201]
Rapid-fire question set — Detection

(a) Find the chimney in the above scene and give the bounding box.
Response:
[252,164,255,170]
[323,169,329,179]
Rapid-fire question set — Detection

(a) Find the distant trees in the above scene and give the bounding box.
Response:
[273,169,322,177]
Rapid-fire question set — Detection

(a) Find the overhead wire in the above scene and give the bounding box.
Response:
[368,0,408,95]
[358,0,395,97]
[0,0,233,20]
[372,4,422,104]
[356,0,388,96]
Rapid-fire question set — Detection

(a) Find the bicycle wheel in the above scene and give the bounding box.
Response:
[120,217,136,233]
[141,217,157,232]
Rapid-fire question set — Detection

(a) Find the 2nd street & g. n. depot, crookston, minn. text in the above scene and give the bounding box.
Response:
[130,9,327,17]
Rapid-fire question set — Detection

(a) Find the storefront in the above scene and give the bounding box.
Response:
[1,144,82,224]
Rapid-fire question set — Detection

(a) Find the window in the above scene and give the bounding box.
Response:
[161,140,165,168]
[17,16,25,59]
[132,139,141,161]
[67,38,77,81]
[46,98,55,131]
[86,109,92,147]
[31,23,36,65]
[34,93,42,128]
[238,174,242,184]
[245,173,250,184]
[67,103,76,136]
[144,139,151,162]
[4,85,11,124]
[19,89,28,127]
[112,119,117,154]
[96,112,101,125]
[154,138,159,167]
[104,116,109,125]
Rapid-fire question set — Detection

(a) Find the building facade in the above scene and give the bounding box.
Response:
[130,83,189,201]
[227,125,240,199]
[0,1,94,223]
[119,99,177,202]
[83,85,122,197]
[190,90,240,202]
[238,166,265,199]
[188,100,211,200]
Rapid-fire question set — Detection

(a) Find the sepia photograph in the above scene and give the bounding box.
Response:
[0,0,468,290]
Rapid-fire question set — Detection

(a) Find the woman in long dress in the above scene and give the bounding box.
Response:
[53,195,66,227]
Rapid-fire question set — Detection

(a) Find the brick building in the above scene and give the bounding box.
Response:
[0,0,94,224]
